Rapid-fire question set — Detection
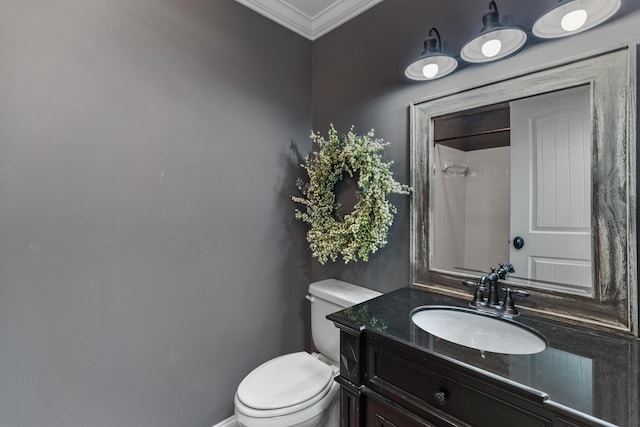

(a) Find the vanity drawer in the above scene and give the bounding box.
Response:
[365,334,552,427]
[365,392,438,427]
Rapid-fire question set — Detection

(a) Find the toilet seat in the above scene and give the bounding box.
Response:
[236,352,336,418]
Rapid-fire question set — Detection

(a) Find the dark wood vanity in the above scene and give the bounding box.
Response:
[328,287,638,427]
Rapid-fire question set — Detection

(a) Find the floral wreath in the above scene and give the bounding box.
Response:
[292,125,411,264]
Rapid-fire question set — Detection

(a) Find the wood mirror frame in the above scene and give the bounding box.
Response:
[410,46,638,336]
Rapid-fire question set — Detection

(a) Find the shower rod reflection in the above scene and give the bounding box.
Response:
[442,162,471,176]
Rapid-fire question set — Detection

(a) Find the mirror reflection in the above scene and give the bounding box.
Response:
[432,85,592,297]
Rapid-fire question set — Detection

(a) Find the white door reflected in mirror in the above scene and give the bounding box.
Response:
[510,86,591,296]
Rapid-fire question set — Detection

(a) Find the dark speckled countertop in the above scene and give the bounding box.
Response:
[327,286,639,427]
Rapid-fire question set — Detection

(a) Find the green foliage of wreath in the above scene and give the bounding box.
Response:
[292,125,411,264]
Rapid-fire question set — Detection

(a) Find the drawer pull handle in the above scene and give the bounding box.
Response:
[433,388,448,406]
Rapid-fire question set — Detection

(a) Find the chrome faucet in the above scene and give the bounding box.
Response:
[463,264,528,317]
[480,269,500,307]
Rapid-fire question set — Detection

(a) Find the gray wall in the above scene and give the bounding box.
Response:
[311,0,640,293]
[1,0,639,425]
[0,0,311,426]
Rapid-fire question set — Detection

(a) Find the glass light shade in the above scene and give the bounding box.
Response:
[532,0,621,39]
[405,54,458,80]
[460,27,527,63]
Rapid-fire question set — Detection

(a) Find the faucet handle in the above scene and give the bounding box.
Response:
[462,280,486,305]
[501,288,529,316]
[462,280,486,292]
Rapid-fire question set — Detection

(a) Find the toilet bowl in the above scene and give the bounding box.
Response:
[234,352,339,427]
[233,279,381,427]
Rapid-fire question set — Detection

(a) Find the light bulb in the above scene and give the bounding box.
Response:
[422,63,439,78]
[561,9,588,32]
[481,39,502,58]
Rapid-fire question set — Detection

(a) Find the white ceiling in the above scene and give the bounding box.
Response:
[235,0,384,40]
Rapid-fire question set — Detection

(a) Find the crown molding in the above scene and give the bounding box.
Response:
[235,0,384,40]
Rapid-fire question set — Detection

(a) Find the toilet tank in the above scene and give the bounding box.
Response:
[308,279,382,364]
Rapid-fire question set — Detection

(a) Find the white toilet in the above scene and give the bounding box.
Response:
[234,279,382,427]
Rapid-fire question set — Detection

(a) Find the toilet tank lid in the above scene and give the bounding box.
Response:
[308,279,382,307]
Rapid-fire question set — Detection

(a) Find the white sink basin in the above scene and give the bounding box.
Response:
[411,306,547,355]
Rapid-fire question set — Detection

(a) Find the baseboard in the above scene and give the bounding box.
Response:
[212,415,239,427]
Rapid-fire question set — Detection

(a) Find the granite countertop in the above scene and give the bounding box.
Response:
[327,286,639,426]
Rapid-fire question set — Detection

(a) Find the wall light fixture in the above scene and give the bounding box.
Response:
[404,28,458,80]
[532,0,621,38]
[460,1,527,63]
[405,0,621,81]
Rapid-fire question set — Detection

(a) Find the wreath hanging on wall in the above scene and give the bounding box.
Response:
[292,125,411,264]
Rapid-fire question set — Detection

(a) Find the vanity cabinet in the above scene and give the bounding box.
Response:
[335,327,614,427]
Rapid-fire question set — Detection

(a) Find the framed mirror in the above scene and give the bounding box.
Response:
[410,47,637,335]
